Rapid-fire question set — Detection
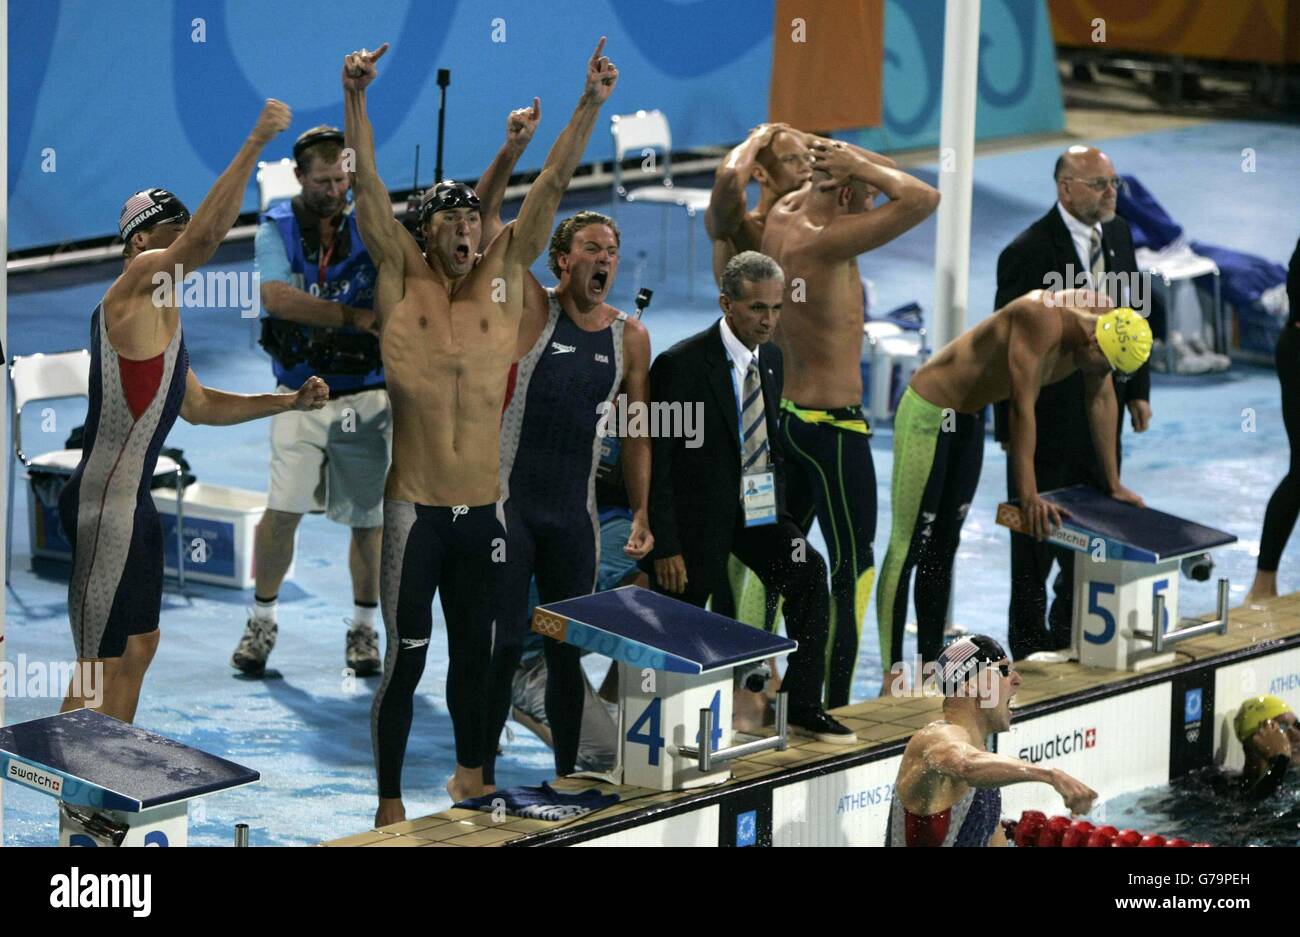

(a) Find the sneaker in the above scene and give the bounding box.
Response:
[788,706,857,744]
[346,620,382,677]
[232,615,277,675]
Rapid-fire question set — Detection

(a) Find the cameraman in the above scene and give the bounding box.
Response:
[232,126,389,678]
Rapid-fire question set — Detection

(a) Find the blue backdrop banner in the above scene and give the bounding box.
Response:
[9,0,1062,251]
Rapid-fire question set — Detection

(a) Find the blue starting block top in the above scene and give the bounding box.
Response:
[533,586,797,675]
[0,709,259,813]
[996,485,1237,563]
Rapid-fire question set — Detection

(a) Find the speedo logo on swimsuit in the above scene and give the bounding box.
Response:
[8,760,63,795]
[451,505,469,522]
[400,638,430,650]
[549,342,577,355]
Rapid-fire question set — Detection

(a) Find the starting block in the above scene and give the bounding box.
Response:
[533,586,796,791]
[0,709,258,846]
[997,486,1237,670]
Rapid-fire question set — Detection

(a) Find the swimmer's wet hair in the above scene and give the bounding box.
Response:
[549,211,621,277]
[721,251,784,301]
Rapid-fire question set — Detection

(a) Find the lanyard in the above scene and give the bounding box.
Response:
[317,217,340,286]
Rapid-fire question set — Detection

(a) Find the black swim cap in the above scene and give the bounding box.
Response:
[935,634,1009,697]
[419,181,480,223]
[119,188,191,241]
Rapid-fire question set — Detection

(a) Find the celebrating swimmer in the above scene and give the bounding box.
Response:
[887,636,1098,846]
[343,38,620,825]
[59,100,329,724]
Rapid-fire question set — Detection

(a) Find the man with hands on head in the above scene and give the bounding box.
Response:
[60,99,329,725]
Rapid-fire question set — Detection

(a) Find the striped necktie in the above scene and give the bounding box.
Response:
[740,360,769,471]
[1089,228,1105,290]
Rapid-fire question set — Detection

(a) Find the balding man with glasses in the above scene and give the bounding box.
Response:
[992,145,1153,660]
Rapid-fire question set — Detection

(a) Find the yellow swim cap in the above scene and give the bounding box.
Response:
[1095,307,1153,374]
[1234,695,1292,743]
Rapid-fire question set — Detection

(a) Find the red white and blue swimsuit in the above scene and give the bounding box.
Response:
[58,304,188,658]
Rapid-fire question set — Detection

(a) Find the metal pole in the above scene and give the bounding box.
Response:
[931,0,982,352]
[434,69,450,184]
[234,823,249,847]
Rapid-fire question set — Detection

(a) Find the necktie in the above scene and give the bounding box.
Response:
[740,361,769,471]
[1089,228,1106,293]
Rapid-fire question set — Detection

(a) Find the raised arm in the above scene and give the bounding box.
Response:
[116,101,291,298]
[478,99,541,245]
[342,43,408,274]
[808,142,939,260]
[503,38,618,270]
[706,125,783,242]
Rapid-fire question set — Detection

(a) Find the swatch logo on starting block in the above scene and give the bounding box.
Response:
[7,760,62,795]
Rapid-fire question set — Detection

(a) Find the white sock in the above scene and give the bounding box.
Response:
[353,603,378,629]
[252,597,277,624]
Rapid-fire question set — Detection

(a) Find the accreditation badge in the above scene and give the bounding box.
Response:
[741,471,777,527]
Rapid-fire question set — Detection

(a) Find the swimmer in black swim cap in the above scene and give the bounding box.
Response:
[118,188,192,257]
[418,181,483,277]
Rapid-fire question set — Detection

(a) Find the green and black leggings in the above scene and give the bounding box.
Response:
[876,387,985,671]
[779,400,877,708]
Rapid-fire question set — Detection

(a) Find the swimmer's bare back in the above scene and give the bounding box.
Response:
[909,290,1104,415]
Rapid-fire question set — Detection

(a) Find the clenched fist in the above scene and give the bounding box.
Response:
[252,99,292,143]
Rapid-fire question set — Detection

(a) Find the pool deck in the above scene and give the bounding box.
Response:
[322,592,1300,846]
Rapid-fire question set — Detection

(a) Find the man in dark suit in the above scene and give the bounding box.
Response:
[993,145,1154,659]
[644,251,853,742]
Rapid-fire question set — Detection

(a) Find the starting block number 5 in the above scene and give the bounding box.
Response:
[1085,579,1172,645]
[626,692,723,766]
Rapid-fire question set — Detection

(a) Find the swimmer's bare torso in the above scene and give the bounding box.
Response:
[762,187,868,408]
[377,237,520,506]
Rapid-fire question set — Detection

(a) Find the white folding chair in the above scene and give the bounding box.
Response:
[256,159,301,212]
[610,110,712,299]
[7,350,187,587]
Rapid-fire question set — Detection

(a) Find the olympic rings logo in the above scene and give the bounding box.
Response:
[533,611,566,640]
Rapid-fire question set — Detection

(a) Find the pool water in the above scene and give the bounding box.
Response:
[1100,769,1300,847]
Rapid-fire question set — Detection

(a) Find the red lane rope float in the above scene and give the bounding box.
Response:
[1003,811,1209,847]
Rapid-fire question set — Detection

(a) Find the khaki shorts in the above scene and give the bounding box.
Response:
[267,386,391,528]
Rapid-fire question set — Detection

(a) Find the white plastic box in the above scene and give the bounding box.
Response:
[27,478,288,590]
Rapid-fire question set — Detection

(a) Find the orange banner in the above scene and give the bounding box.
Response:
[1049,0,1299,64]
[770,0,884,130]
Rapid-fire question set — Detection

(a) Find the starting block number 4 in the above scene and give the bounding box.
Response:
[626,692,723,766]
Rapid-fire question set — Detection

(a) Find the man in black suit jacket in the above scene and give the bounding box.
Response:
[993,145,1154,658]
[644,251,853,743]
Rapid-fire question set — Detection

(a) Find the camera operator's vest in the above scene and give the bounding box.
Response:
[261,200,383,394]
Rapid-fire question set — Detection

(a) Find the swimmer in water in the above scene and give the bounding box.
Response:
[887,635,1098,846]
